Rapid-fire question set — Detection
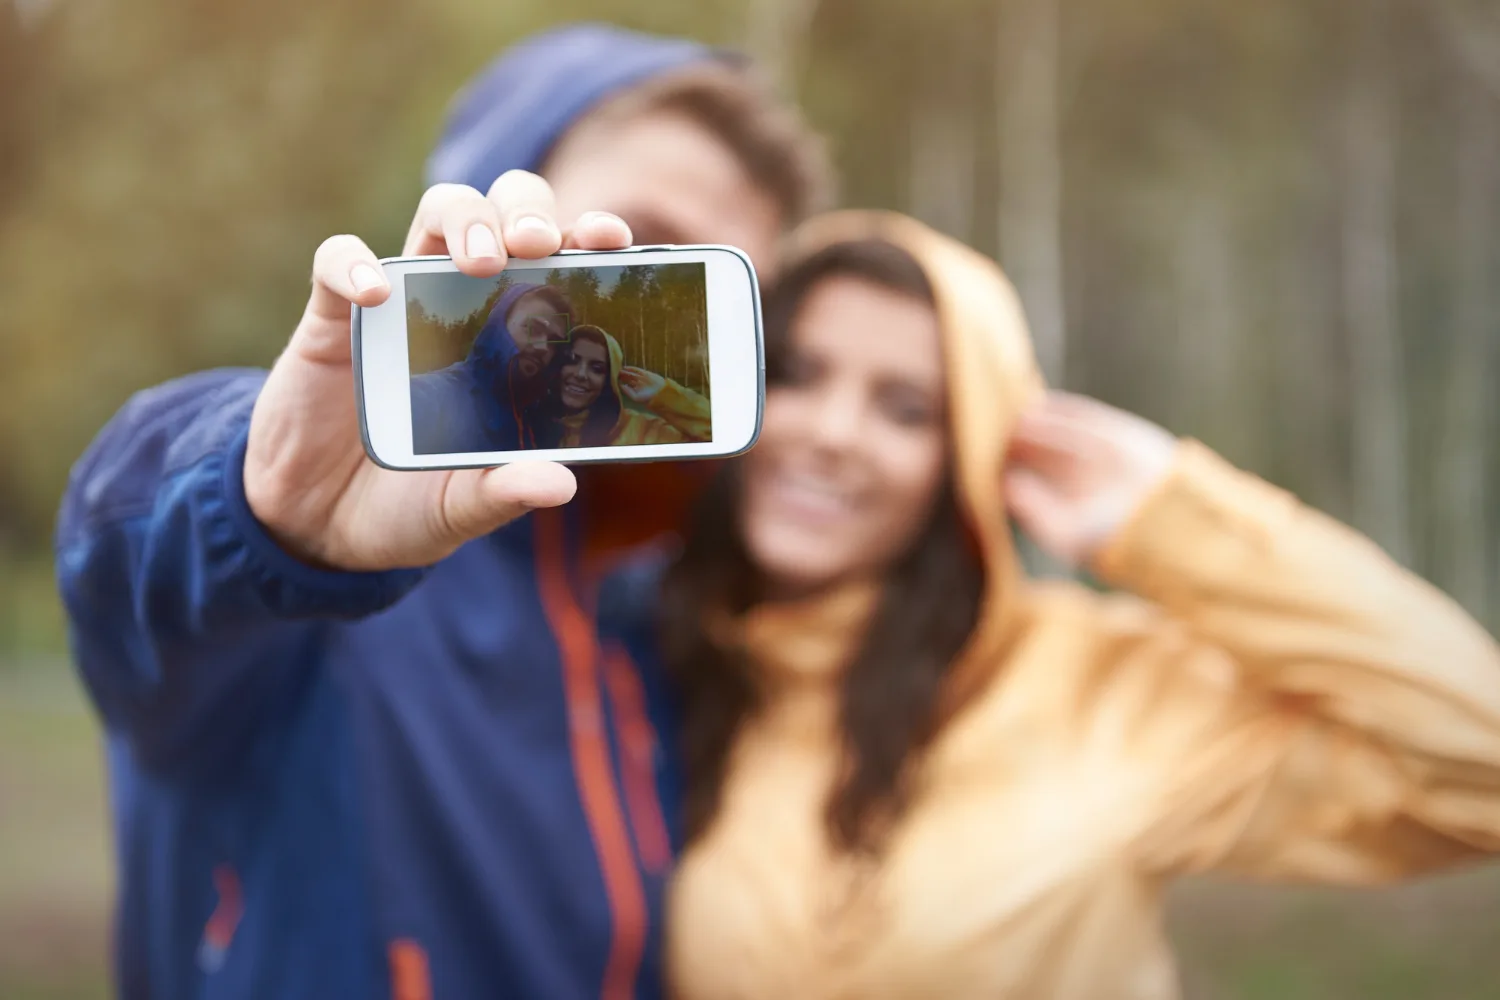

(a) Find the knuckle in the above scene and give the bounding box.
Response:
[490,169,555,208]
[437,193,497,230]
[313,234,364,274]
[421,182,472,207]
[316,233,359,257]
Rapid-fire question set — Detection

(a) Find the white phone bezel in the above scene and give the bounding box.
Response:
[353,246,763,470]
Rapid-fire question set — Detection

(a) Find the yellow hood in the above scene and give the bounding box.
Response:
[779,210,1047,708]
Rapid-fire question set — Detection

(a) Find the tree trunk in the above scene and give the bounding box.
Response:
[997,0,1066,384]
[908,95,976,242]
[1436,78,1497,617]
[1271,211,1348,519]
[1172,185,1240,455]
[745,0,822,94]
[1339,0,1411,566]
[1429,0,1500,101]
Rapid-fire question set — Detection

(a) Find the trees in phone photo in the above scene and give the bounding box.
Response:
[567,263,709,402]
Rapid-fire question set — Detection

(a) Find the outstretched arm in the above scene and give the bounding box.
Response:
[1007,393,1500,882]
[619,366,712,443]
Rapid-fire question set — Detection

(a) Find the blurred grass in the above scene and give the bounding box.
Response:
[1,659,1498,999]
[0,556,66,657]
[0,661,112,1000]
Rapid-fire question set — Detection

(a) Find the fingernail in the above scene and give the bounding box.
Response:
[351,264,384,293]
[512,215,558,238]
[466,224,500,259]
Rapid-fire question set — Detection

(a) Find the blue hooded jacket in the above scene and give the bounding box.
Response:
[409,282,555,454]
[56,23,722,1000]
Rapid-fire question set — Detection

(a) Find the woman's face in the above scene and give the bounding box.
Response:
[559,337,610,412]
[740,275,948,595]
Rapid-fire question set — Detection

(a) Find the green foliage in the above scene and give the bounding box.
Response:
[1,0,1497,654]
[408,264,710,395]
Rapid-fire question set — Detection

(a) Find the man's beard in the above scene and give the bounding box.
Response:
[511,353,551,407]
[515,353,548,382]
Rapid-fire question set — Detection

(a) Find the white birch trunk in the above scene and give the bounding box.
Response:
[1436,79,1496,614]
[1172,185,1240,453]
[997,0,1067,385]
[908,97,976,242]
[745,0,822,94]
[1340,0,1411,565]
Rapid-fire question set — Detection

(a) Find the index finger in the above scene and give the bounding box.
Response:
[404,184,506,276]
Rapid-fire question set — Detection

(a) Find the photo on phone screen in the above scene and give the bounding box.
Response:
[404,263,711,455]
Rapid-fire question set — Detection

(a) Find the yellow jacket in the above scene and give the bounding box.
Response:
[557,329,711,448]
[668,212,1500,1000]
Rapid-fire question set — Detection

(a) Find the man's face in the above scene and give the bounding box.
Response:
[507,294,565,381]
[544,111,784,278]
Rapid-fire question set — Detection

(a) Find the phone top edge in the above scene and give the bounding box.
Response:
[376,244,757,272]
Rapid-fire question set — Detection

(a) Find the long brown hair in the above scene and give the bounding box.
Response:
[659,240,985,857]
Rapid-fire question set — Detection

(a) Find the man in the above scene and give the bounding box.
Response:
[55,22,830,1000]
[410,283,577,454]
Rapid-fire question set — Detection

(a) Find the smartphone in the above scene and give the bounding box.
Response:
[353,246,763,469]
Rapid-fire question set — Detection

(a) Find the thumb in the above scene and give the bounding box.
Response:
[1003,468,1053,520]
[1004,468,1068,548]
[438,461,578,543]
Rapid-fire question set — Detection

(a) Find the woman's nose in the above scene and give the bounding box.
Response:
[805,386,865,453]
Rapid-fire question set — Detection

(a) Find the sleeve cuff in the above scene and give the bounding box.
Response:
[646,379,687,415]
[1090,440,1298,604]
[219,422,426,619]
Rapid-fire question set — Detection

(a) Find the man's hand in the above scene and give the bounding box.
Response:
[244,172,633,571]
[1004,392,1178,566]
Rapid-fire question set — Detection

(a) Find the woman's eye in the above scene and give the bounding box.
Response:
[881,392,940,428]
[777,355,820,387]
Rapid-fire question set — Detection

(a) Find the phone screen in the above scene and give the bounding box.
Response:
[404,262,710,455]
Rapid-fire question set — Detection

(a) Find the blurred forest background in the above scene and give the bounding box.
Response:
[1,0,1497,997]
[408,263,712,398]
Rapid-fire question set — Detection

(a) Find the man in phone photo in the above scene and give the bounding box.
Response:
[56,22,831,1000]
[409,281,578,454]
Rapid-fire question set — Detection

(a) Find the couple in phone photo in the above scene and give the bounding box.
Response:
[410,278,711,455]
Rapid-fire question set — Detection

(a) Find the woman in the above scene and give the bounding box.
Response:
[410,282,575,453]
[535,323,713,448]
[633,211,1500,999]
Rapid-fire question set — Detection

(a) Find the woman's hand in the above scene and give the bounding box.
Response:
[1004,392,1178,566]
[618,366,666,404]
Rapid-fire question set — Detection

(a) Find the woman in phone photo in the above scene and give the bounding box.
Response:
[585,210,1500,1000]
[533,323,713,448]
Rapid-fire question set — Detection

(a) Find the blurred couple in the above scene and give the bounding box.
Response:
[411,281,710,454]
[57,20,1500,1000]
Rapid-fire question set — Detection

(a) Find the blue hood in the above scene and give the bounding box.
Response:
[465,283,537,380]
[425,22,725,192]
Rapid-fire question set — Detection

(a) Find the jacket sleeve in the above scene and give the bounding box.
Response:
[1092,441,1500,883]
[55,369,425,777]
[643,379,712,443]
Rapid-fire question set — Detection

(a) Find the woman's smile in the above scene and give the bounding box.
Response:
[559,338,609,411]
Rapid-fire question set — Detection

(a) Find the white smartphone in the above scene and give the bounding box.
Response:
[353,246,763,469]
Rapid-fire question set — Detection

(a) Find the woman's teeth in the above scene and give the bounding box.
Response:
[770,470,855,518]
